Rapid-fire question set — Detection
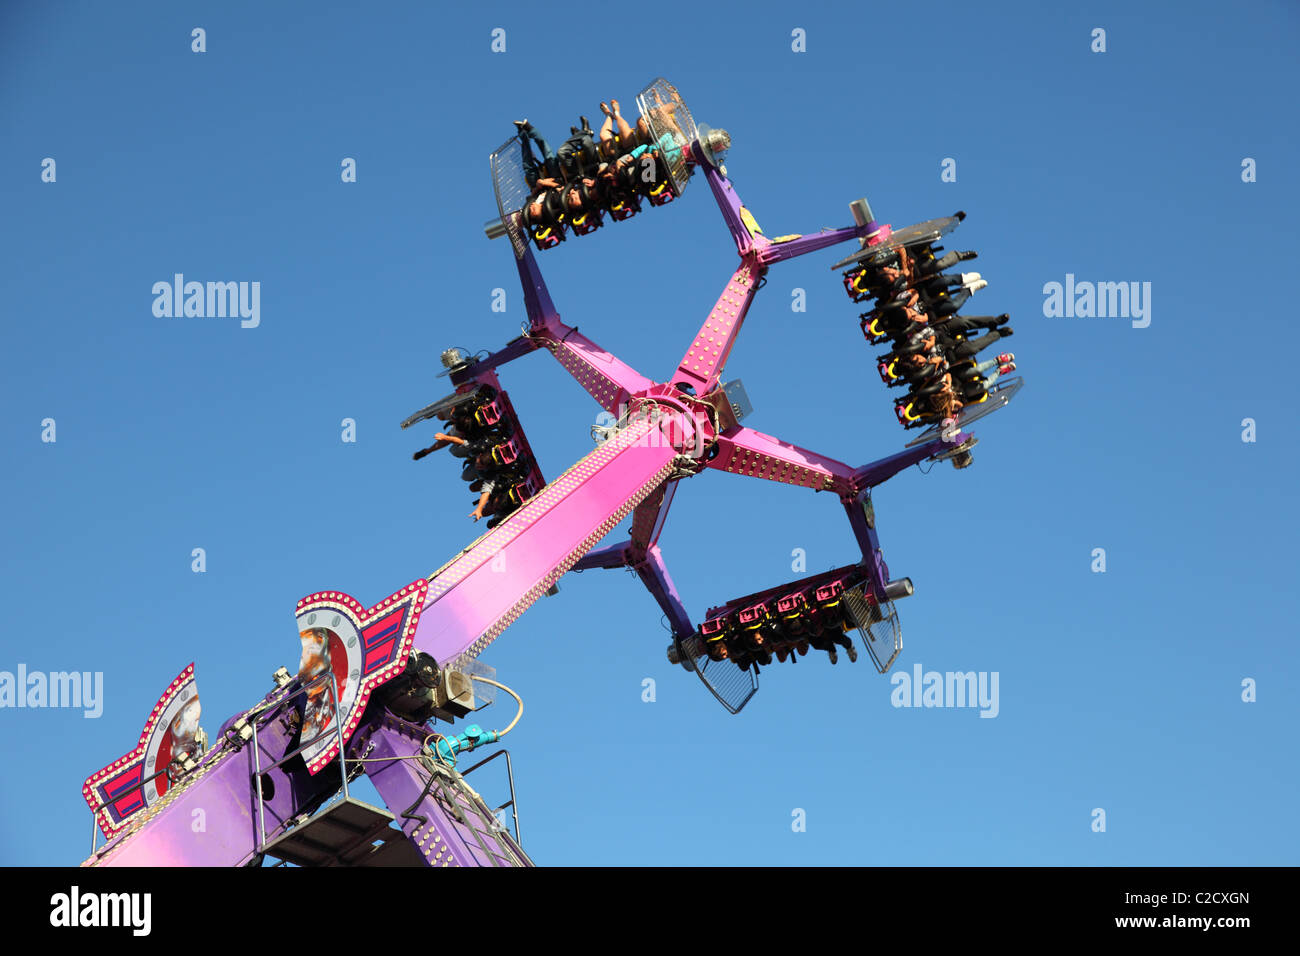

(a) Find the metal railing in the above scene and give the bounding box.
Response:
[250,670,350,852]
[460,747,523,846]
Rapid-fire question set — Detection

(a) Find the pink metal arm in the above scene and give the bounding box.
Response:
[671,260,764,395]
[413,413,684,670]
[530,322,655,416]
[706,424,858,499]
[501,243,654,415]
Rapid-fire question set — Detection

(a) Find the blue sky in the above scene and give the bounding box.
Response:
[2,0,1297,866]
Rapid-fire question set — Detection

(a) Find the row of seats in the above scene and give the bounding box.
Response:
[518,145,681,251]
[697,573,883,672]
[512,99,713,251]
[841,218,1018,440]
[411,384,544,529]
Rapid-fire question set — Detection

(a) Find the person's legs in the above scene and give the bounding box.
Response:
[605,99,635,146]
[938,314,1005,336]
[518,126,558,178]
[917,249,976,275]
[658,101,684,140]
[931,288,971,316]
[951,330,1002,362]
[518,135,541,186]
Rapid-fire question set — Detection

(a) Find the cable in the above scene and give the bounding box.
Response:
[469,675,524,737]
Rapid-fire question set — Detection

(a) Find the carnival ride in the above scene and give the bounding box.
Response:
[79,79,1022,867]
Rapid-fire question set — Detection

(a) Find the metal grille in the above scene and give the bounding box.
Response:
[842,587,902,674]
[675,635,759,714]
[906,376,1025,448]
[489,136,530,259]
[635,77,697,197]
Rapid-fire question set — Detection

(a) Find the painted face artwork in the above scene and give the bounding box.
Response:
[298,628,336,739]
[168,697,202,760]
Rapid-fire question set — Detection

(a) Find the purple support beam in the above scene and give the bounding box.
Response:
[845,491,890,596]
[632,544,695,638]
[699,156,757,256]
[755,226,868,265]
[851,434,964,488]
[360,715,531,867]
[450,336,539,382]
[571,541,633,571]
[697,154,880,266]
[516,244,560,328]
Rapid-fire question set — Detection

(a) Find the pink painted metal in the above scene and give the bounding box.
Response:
[673,261,764,395]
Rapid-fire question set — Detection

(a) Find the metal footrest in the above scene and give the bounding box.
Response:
[260,797,424,867]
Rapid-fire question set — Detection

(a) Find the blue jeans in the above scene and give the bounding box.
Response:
[519,128,557,185]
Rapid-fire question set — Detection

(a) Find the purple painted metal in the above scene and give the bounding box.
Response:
[754,226,866,265]
[572,541,634,571]
[633,544,695,638]
[359,715,531,867]
[697,149,758,256]
[85,690,342,867]
[851,433,964,489]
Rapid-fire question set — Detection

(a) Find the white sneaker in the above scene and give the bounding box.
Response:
[959,272,982,285]
[964,278,988,293]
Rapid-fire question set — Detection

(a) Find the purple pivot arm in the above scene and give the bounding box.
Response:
[569,538,695,639]
[696,154,883,266]
[450,336,540,381]
[634,543,695,638]
[850,433,966,488]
